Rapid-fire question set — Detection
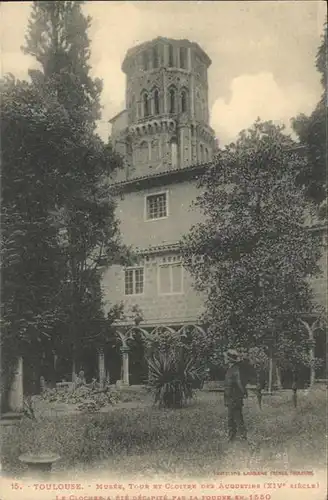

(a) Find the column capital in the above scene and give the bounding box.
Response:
[120,346,130,354]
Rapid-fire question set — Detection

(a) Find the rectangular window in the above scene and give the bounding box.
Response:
[146,192,168,220]
[124,268,144,295]
[158,263,183,294]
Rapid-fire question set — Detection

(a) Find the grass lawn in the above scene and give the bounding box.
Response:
[1,386,326,480]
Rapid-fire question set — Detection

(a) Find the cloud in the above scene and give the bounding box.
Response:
[210,72,319,145]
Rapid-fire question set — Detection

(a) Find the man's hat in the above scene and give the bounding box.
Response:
[225,349,241,363]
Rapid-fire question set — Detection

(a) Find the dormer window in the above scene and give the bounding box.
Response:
[179,47,187,69]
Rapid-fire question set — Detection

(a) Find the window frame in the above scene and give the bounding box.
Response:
[144,190,169,222]
[157,261,184,296]
[124,266,145,296]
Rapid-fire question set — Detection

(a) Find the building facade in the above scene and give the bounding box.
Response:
[104,38,217,333]
[103,37,327,386]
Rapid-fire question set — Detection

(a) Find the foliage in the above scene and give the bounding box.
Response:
[39,384,120,409]
[1,75,70,409]
[145,329,205,408]
[181,121,322,362]
[292,21,327,214]
[147,350,202,409]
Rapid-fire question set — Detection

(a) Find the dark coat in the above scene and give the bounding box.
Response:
[224,362,247,407]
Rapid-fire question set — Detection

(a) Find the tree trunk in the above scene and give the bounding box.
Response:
[268,355,273,394]
[275,365,282,389]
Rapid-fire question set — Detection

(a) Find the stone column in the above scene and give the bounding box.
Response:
[121,346,130,386]
[308,338,316,387]
[163,70,167,114]
[180,128,184,168]
[98,348,106,388]
[8,357,24,412]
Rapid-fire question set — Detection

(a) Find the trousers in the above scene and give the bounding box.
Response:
[227,404,247,441]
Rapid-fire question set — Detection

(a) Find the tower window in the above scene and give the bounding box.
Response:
[142,92,149,117]
[139,141,149,163]
[125,268,144,295]
[152,46,159,69]
[171,140,178,168]
[179,47,187,69]
[169,88,176,114]
[168,44,174,67]
[153,89,160,115]
[181,89,188,113]
[146,192,168,220]
[200,144,204,163]
[142,51,149,71]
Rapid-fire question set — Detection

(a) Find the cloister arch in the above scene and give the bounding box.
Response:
[114,322,207,386]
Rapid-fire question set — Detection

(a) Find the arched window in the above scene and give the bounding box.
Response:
[142,51,149,71]
[171,140,178,168]
[200,144,204,163]
[179,47,187,69]
[152,46,159,69]
[151,139,160,163]
[142,92,149,117]
[169,87,176,114]
[181,89,188,113]
[205,147,209,162]
[153,89,160,115]
[168,44,174,67]
[139,141,149,164]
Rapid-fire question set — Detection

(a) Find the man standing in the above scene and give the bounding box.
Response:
[224,349,248,442]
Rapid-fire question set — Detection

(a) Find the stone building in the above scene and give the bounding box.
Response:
[102,36,327,386]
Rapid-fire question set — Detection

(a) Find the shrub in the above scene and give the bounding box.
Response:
[147,349,203,409]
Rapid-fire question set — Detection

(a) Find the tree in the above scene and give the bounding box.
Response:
[292,21,327,215]
[21,1,130,369]
[181,121,323,380]
[1,75,69,408]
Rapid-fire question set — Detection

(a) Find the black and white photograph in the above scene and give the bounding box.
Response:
[0,1,327,499]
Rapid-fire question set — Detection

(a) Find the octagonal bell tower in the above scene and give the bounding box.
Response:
[111,37,217,180]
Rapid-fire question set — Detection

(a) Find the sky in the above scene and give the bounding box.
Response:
[1,1,326,145]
